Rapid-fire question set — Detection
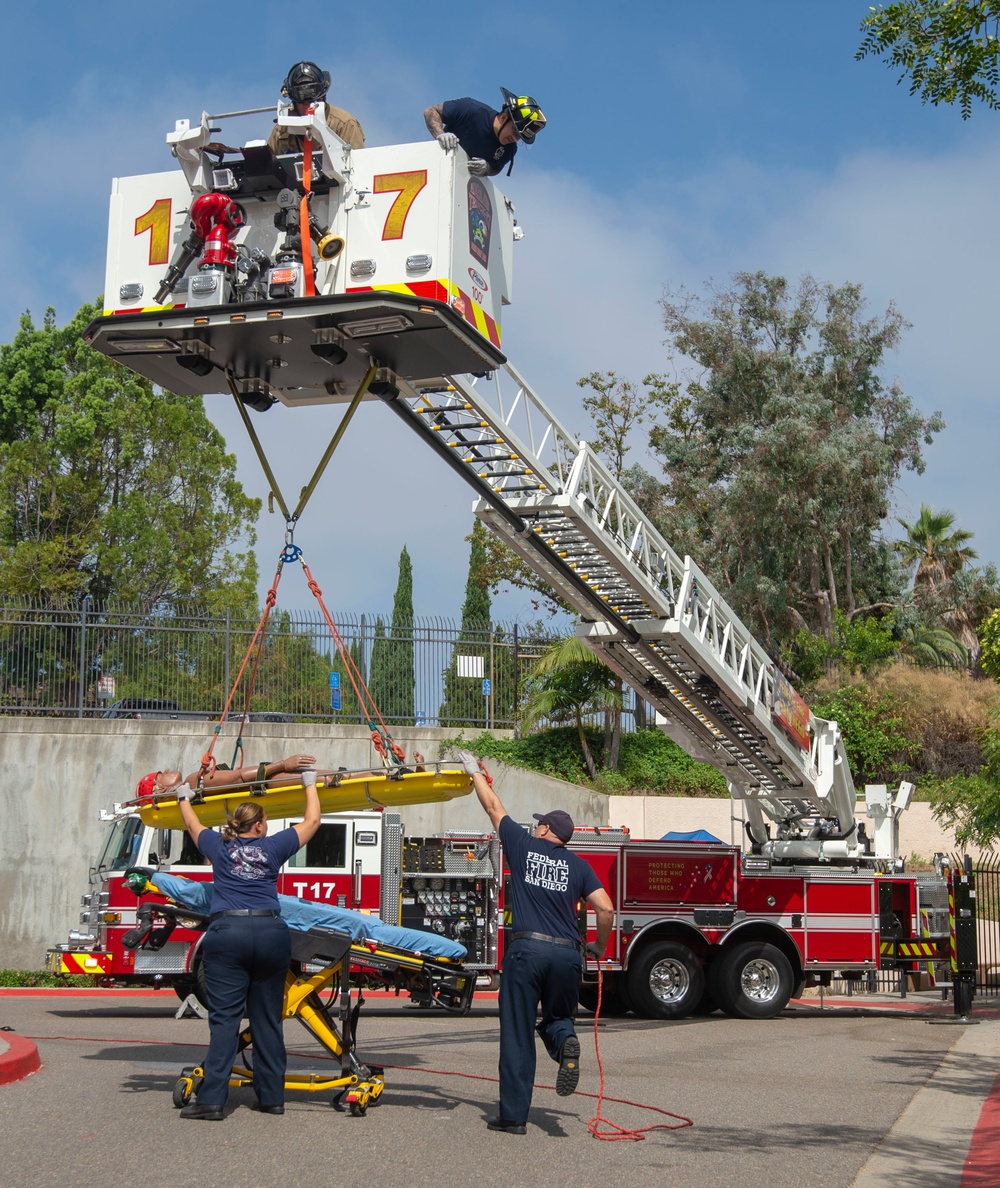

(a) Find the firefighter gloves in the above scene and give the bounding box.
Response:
[457,751,481,777]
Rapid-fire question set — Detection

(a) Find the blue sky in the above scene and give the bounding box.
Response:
[2,2,996,625]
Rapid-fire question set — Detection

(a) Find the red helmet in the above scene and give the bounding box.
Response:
[136,772,159,799]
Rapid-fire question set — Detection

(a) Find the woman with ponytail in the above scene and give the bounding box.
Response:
[175,770,321,1120]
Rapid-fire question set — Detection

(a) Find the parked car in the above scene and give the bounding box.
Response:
[101,698,182,720]
[100,701,295,723]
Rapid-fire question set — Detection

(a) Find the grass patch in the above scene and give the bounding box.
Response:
[440,726,729,796]
[0,969,96,988]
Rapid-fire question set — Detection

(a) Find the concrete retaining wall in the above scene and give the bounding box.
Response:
[0,717,985,969]
[0,718,607,969]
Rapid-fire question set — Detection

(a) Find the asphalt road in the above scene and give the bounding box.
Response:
[1,990,997,1188]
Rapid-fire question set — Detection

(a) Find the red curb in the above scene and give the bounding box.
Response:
[0,988,166,997]
[0,1033,41,1084]
[962,1069,1000,1185]
[0,986,501,1000]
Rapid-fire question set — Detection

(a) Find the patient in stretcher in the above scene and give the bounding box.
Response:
[136,751,426,800]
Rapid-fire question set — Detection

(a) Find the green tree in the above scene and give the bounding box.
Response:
[857,2,1000,117]
[809,684,917,784]
[367,616,389,722]
[577,370,678,759]
[440,522,493,726]
[933,704,1000,845]
[980,608,1000,679]
[367,546,415,724]
[521,635,622,781]
[630,272,941,646]
[0,301,260,606]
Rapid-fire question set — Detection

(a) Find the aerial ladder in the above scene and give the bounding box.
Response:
[86,101,909,867]
[375,363,909,866]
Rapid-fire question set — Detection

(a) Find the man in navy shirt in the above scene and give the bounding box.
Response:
[458,751,613,1135]
[424,87,546,176]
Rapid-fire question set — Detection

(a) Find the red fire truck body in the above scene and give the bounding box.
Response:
[570,832,949,1018]
[49,809,949,1020]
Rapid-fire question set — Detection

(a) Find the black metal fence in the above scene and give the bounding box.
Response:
[829,854,1000,999]
[970,852,1000,995]
[0,599,558,728]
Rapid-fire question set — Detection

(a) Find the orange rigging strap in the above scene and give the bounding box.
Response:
[299,554,405,765]
[300,114,316,298]
[197,555,287,783]
[212,357,395,773]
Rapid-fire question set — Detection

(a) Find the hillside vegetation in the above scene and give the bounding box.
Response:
[449,664,997,803]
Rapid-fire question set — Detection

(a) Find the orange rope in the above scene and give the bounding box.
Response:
[586,964,692,1140]
[197,557,285,782]
[300,114,315,297]
[299,557,404,764]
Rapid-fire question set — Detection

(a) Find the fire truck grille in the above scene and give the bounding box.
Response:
[133,942,190,974]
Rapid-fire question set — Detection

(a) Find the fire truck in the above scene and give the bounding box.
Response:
[49,94,954,1019]
[48,797,950,1019]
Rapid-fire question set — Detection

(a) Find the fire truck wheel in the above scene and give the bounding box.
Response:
[194,957,211,1011]
[625,940,704,1019]
[172,976,196,1002]
[710,942,793,1019]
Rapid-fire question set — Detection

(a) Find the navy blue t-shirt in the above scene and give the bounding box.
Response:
[499,816,602,942]
[441,98,517,176]
[198,826,300,914]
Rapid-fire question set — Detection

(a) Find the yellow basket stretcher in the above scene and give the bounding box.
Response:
[171,917,475,1111]
[123,764,472,831]
[169,919,476,1115]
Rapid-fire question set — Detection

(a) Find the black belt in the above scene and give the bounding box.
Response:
[513,931,581,949]
[210,909,280,920]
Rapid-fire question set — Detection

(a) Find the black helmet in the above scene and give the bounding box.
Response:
[282,62,331,104]
[499,87,547,143]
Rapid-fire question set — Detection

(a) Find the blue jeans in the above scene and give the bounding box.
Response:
[497,937,583,1124]
[197,914,291,1107]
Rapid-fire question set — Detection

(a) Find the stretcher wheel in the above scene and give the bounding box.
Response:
[172,1076,194,1108]
[349,1099,367,1117]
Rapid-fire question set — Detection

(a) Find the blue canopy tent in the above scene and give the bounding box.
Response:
[661,829,724,843]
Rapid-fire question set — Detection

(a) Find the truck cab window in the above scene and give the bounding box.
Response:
[287,823,347,869]
[96,816,144,872]
[177,832,208,866]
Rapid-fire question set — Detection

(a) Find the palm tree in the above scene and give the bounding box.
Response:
[897,623,967,667]
[520,635,621,780]
[896,506,978,588]
[896,506,979,658]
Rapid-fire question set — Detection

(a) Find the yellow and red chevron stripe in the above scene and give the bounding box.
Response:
[949,881,957,973]
[346,279,501,348]
[879,940,940,958]
[59,952,112,975]
[102,303,185,317]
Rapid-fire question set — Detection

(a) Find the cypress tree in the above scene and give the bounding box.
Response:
[385,546,415,724]
[440,522,493,726]
[367,616,388,723]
